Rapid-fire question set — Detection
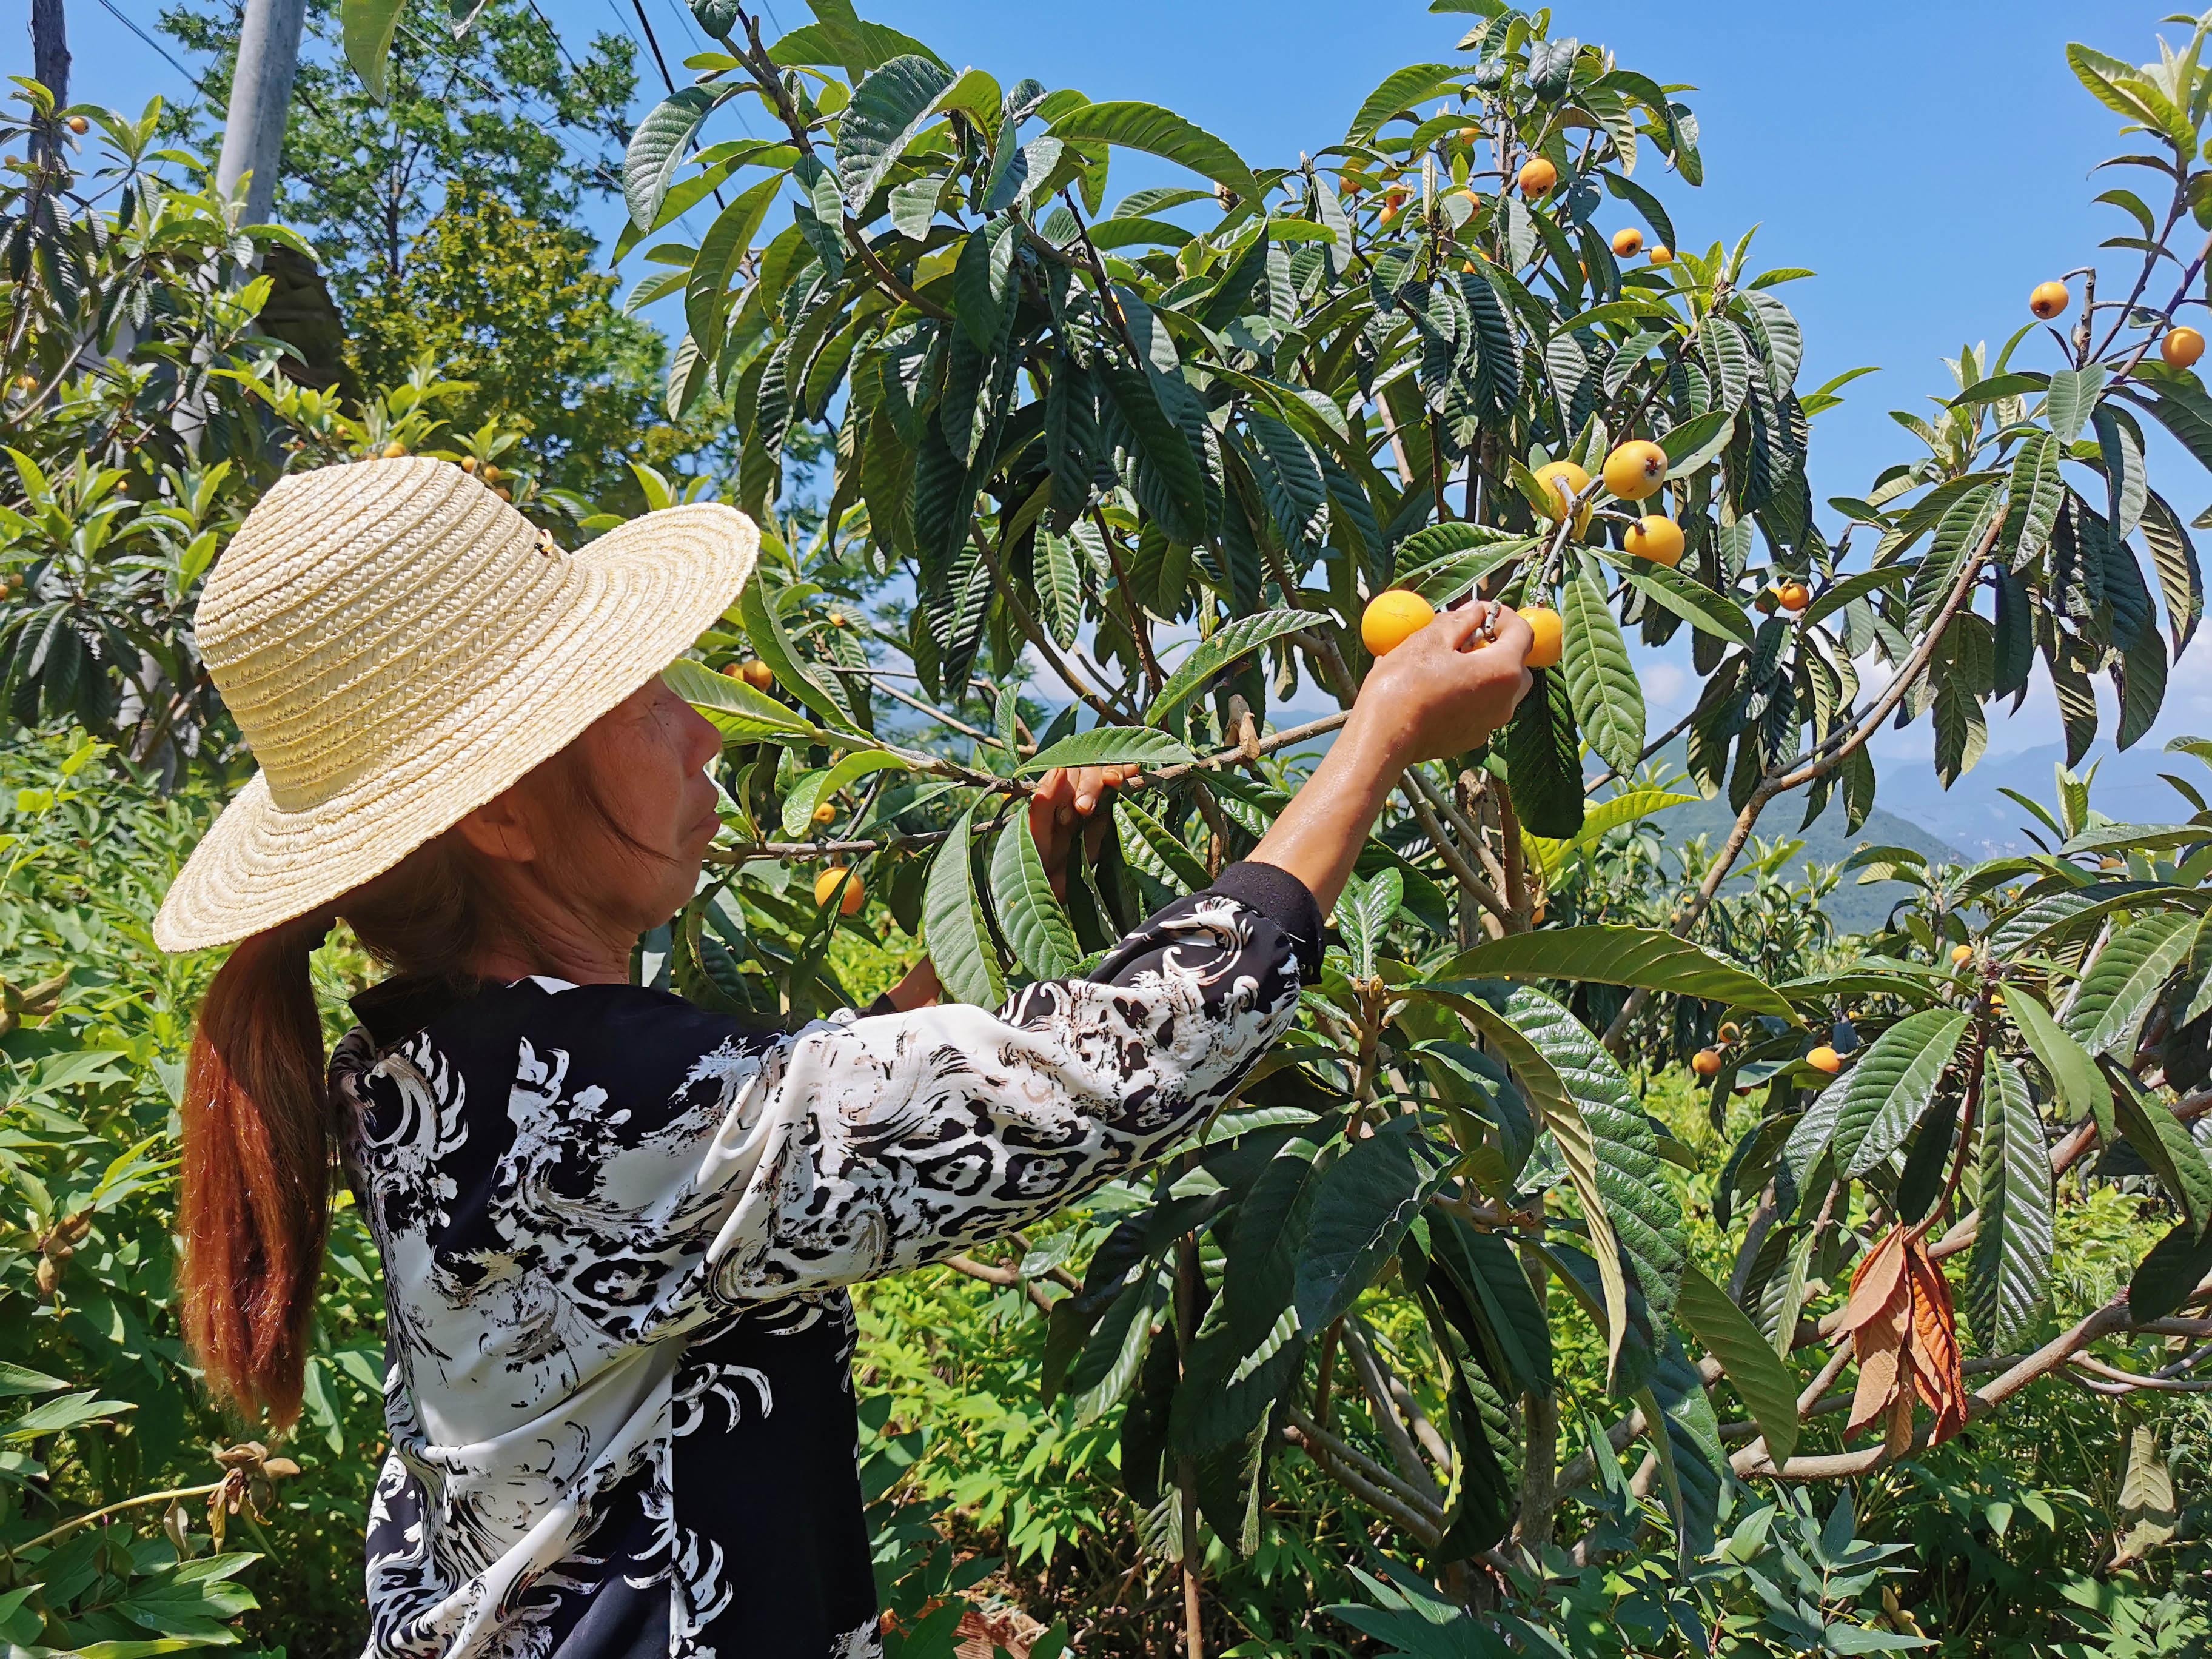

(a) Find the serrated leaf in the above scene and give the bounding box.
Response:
[1021,726,1194,773]
[1833,1010,1971,1177]
[1526,786,1695,879]
[779,749,911,838]
[2065,911,2195,1057]
[2005,987,2110,1136]
[923,803,1005,1007]
[1037,531,1084,649]
[1116,796,1210,894]
[1433,925,1793,1019]
[341,0,409,101]
[1561,575,1645,775]
[1503,667,1583,839]
[1146,609,1310,728]
[1600,551,1755,646]
[836,55,956,213]
[1966,1056,2052,1353]
[2112,1076,2212,1239]
[988,813,1081,979]
[737,579,856,732]
[666,657,826,743]
[1292,1116,1444,1332]
[2128,1218,2212,1321]
[624,86,727,227]
[1675,1262,1798,1466]
[2042,364,2107,444]
[1050,101,1262,205]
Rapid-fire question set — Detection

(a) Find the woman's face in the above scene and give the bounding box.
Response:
[563,674,725,934]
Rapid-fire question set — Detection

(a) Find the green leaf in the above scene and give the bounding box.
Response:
[1037,531,1084,649]
[2128,1218,2212,1321]
[1503,668,1583,839]
[1145,609,1310,728]
[779,749,911,838]
[1427,1213,1552,1396]
[988,812,1080,979]
[0,1390,133,1440]
[623,86,728,227]
[1021,727,1195,774]
[2006,987,2111,1137]
[2065,911,2195,1057]
[1561,575,1645,776]
[1433,926,1794,1020]
[0,1362,67,1398]
[1675,1262,1798,1466]
[836,55,956,214]
[1800,564,1908,628]
[1600,552,1755,646]
[1641,1333,1726,1565]
[1526,786,1695,879]
[954,216,1021,349]
[341,0,409,101]
[922,804,1006,1007]
[1050,101,1264,206]
[2111,1076,2212,1239]
[665,657,826,744]
[1116,796,1211,894]
[1293,1116,1446,1332]
[685,175,785,360]
[1834,1009,1971,1177]
[1997,430,2065,571]
[2043,364,2107,444]
[1347,64,1466,141]
[1657,409,1733,468]
[1966,1056,2053,1353]
[737,578,854,732]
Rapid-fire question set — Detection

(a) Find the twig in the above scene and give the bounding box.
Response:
[940,1252,1054,1316]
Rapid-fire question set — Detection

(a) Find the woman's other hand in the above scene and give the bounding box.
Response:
[1027,765,1139,899]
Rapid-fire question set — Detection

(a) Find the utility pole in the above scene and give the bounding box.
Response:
[215,0,307,228]
[30,0,70,163]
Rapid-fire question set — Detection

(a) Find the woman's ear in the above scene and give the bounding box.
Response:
[455,787,540,865]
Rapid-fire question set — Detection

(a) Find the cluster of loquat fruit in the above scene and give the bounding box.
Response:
[1358,437,1678,669]
[2027,278,2202,367]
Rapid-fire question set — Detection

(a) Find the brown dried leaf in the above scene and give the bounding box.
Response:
[1904,1236,1967,1444]
[1840,1225,1910,1332]
[1848,1290,1911,1438]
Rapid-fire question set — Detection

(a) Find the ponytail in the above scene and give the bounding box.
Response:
[178,912,337,1428]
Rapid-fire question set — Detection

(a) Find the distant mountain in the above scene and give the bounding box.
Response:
[1632,739,1968,936]
[1870,739,2207,857]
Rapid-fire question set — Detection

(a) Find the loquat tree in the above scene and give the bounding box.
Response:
[324,0,2212,1647]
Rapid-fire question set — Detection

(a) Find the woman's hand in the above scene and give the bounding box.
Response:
[1247,598,1535,913]
[1027,764,1139,899]
[1350,598,1534,767]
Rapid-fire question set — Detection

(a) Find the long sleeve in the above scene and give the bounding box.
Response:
[697,860,1321,1302]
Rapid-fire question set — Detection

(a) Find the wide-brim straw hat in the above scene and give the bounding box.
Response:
[153,457,759,953]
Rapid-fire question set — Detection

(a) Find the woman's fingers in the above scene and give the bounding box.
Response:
[1030,768,1074,866]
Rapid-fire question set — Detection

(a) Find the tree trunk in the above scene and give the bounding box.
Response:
[30,0,69,163]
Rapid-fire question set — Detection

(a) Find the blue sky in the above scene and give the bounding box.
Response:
[28,0,2199,771]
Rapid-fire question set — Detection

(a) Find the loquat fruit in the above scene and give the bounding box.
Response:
[737,659,776,691]
[1624,515,1684,567]
[814,866,865,916]
[382,441,407,458]
[812,802,837,826]
[2029,280,2070,321]
[1601,438,1667,502]
[1361,589,1436,656]
[1806,1045,1843,1074]
[2163,326,2205,369]
[1691,1047,1723,1078]
[1718,1021,1741,1044]
[1949,944,1974,966]
[1646,244,1674,265]
[1777,579,1812,612]
[460,455,479,473]
[1610,226,1644,258]
[1531,458,1593,531]
[1518,605,1563,669]
[67,116,88,135]
[1517,156,1556,197]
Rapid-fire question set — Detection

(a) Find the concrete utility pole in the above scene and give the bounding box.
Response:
[215,0,307,227]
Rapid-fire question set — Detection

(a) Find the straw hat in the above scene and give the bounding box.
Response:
[153,457,759,953]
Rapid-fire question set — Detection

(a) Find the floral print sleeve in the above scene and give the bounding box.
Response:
[330,861,1321,1659]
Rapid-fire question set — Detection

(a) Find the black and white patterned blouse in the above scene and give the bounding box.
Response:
[328,863,1321,1659]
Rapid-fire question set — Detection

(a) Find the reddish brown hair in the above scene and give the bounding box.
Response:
[176,742,670,1426]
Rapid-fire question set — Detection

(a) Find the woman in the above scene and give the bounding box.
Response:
[155,458,1533,1658]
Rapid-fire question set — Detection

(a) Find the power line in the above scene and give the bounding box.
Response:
[93,0,214,105]
[627,0,679,95]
